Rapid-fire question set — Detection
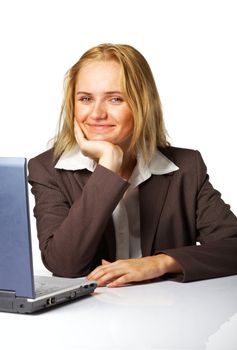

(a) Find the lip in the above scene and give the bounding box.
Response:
[86,124,115,130]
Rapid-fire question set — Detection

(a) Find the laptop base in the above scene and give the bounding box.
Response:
[0,281,96,314]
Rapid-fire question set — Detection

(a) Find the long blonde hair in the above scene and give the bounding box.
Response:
[53,43,169,163]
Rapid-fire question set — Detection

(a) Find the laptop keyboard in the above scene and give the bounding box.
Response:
[34,280,67,297]
[34,275,90,298]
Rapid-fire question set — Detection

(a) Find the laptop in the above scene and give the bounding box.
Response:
[0,157,97,314]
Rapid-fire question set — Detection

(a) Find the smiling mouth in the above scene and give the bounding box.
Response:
[86,124,115,130]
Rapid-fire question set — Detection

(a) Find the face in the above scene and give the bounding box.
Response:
[74,60,134,151]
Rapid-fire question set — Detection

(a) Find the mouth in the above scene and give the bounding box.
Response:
[85,124,115,131]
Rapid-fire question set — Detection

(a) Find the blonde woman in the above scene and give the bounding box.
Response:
[28,44,237,287]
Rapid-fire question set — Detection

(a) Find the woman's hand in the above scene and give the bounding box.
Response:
[87,254,182,288]
[74,120,123,174]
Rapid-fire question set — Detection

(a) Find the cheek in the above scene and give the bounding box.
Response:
[122,113,134,133]
[74,105,86,123]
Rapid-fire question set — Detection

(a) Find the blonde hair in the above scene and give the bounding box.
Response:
[53,43,169,163]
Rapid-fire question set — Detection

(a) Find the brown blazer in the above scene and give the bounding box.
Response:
[28,147,237,282]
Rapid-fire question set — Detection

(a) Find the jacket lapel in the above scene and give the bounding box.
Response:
[73,168,173,259]
[139,173,173,256]
[73,169,91,188]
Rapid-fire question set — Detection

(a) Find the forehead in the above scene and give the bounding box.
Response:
[75,60,122,89]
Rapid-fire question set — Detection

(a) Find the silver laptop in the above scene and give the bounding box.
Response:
[0,157,96,314]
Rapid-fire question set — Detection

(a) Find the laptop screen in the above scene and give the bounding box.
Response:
[0,157,35,298]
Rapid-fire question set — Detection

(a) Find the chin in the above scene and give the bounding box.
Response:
[86,133,113,142]
[87,135,108,141]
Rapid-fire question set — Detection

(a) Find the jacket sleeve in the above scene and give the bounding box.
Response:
[159,151,237,282]
[28,155,129,277]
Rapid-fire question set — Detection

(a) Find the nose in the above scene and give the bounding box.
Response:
[90,101,107,120]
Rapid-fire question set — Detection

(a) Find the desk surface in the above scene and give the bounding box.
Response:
[1,274,237,350]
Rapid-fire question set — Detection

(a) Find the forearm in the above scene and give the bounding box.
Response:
[159,238,237,282]
[32,165,129,277]
[157,254,183,275]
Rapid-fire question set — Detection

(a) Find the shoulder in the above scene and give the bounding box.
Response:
[29,148,55,166]
[160,146,198,161]
[28,148,57,181]
[160,146,207,188]
[160,146,206,171]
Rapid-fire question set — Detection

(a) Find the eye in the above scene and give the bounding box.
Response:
[78,96,92,104]
[110,97,123,103]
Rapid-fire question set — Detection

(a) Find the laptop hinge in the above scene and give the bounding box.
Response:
[0,290,16,298]
[0,290,17,312]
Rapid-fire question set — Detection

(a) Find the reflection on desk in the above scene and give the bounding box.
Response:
[1,275,237,350]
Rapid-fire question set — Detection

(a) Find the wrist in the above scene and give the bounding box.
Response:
[158,254,182,275]
[98,146,123,173]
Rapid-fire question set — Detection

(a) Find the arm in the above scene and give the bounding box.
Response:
[87,150,237,286]
[159,150,237,282]
[28,122,128,277]
[28,155,129,277]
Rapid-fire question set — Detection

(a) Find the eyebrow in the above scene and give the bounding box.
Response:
[76,91,123,95]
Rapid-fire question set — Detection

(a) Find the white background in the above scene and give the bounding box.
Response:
[0,0,236,272]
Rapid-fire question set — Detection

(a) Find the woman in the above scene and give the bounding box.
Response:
[28,43,237,287]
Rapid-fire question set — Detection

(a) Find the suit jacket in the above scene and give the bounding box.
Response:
[28,146,237,281]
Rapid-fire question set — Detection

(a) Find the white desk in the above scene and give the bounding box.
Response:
[1,275,237,350]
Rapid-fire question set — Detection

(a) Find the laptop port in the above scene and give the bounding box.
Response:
[46,297,56,305]
[70,291,77,298]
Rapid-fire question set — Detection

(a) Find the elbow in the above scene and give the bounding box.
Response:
[40,251,92,278]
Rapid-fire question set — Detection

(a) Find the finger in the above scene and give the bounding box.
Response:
[95,271,124,287]
[107,274,132,288]
[88,264,124,284]
[88,259,121,279]
[87,266,104,280]
[87,262,113,280]
[89,266,114,281]
[88,259,131,281]
[74,120,86,144]
[102,259,111,266]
